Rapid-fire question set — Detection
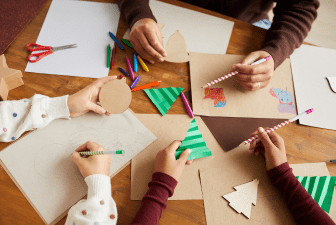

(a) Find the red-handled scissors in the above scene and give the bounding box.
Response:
[26,43,77,63]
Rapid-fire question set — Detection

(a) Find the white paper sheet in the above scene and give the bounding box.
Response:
[0,110,156,225]
[25,1,120,78]
[149,0,234,55]
[290,44,336,130]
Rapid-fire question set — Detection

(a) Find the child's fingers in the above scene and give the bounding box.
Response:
[93,75,117,88]
[87,101,106,114]
[75,141,89,152]
[248,139,257,154]
[257,127,274,149]
[71,152,83,164]
[166,140,182,155]
[177,149,191,165]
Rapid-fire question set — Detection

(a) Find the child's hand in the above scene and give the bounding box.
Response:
[71,141,111,178]
[67,76,117,118]
[248,127,288,170]
[154,140,193,182]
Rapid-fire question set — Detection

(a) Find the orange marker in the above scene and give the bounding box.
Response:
[131,80,162,92]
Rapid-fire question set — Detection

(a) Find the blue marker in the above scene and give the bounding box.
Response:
[130,75,141,89]
[109,32,124,50]
[119,67,129,77]
[133,54,138,72]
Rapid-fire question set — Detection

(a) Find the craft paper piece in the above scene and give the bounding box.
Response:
[190,53,296,119]
[290,45,336,130]
[296,176,336,213]
[25,1,120,78]
[164,30,190,63]
[0,78,8,101]
[223,179,259,219]
[175,118,212,160]
[204,88,227,107]
[0,110,156,225]
[326,77,336,93]
[0,0,48,54]
[270,88,296,114]
[149,0,234,55]
[144,87,184,116]
[199,162,336,225]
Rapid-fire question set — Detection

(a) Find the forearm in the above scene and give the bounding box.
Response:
[131,172,177,225]
[268,162,335,225]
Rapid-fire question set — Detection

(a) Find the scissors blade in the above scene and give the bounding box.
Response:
[52,44,77,51]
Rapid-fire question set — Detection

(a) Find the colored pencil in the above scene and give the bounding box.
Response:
[80,150,125,155]
[133,54,138,72]
[130,75,141,89]
[109,32,124,50]
[137,55,149,72]
[181,92,194,118]
[107,44,111,68]
[119,67,129,77]
[201,55,272,88]
[244,108,314,145]
[121,38,133,49]
[126,56,135,80]
[131,80,162,92]
[110,46,116,69]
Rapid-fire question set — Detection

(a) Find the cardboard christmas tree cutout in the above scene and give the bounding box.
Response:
[223,179,259,219]
[144,87,184,116]
[175,118,212,160]
[296,176,336,213]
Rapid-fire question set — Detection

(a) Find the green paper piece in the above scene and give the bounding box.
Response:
[296,176,336,213]
[121,38,134,49]
[144,87,184,116]
[175,119,212,160]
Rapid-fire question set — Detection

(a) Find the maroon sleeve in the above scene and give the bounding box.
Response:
[131,172,178,225]
[117,0,157,29]
[267,162,335,225]
[261,0,319,69]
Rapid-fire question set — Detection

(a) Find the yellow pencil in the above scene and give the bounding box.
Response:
[137,55,149,72]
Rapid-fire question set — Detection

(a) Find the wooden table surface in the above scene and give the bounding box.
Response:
[1,0,336,224]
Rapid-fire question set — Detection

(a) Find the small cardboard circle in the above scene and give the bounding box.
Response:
[99,77,132,114]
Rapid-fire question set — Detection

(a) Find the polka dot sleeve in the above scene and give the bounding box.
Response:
[65,174,118,225]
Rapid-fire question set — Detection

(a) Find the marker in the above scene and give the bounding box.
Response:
[126,56,135,80]
[137,55,149,72]
[201,55,272,88]
[119,67,129,77]
[133,54,138,72]
[107,44,111,68]
[244,108,314,145]
[130,75,141,89]
[181,92,194,118]
[110,46,116,69]
[80,150,125,155]
[121,38,133,49]
[109,32,124,50]
[330,159,336,162]
[131,80,162,92]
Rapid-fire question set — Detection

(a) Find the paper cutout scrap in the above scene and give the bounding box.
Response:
[296,176,336,213]
[144,87,184,116]
[99,77,132,114]
[270,88,296,114]
[175,118,212,160]
[223,179,259,219]
[0,54,24,101]
[164,30,190,63]
[204,88,227,107]
[326,77,336,93]
[123,23,165,40]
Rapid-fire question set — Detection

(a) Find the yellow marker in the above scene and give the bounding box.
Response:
[137,55,149,72]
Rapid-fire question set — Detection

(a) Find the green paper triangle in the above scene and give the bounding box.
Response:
[144,87,184,116]
[296,176,336,213]
[175,119,212,160]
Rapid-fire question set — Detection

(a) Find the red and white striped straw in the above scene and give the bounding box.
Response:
[202,71,239,88]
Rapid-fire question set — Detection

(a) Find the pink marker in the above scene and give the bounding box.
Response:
[244,108,314,145]
[181,92,194,118]
[126,56,135,81]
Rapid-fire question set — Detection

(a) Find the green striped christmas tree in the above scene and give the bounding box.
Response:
[175,118,212,160]
[296,176,336,213]
[144,87,184,116]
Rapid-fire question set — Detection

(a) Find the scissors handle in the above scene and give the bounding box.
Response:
[26,43,52,51]
[28,50,53,63]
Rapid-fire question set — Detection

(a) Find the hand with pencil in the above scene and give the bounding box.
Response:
[248,127,287,170]
[72,141,111,178]
[232,51,274,91]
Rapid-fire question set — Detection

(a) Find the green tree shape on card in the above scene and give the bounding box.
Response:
[296,176,336,213]
[175,118,212,160]
[144,87,184,116]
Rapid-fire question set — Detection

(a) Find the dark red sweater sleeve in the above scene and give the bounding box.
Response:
[261,0,319,69]
[131,172,178,225]
[267,162,335,225]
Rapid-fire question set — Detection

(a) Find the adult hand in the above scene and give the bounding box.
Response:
[154,140,193,182]
[67,76,117,118]
[248,127,287,170]
[232,51,274,91]
[130,18,167,64]
[71,141,111,178]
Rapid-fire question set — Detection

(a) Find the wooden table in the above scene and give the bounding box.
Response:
[1,0,335,224]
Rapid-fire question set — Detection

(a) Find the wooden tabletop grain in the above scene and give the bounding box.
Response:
[1,0,335,224]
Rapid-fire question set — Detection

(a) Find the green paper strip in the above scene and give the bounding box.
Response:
[296,176,336,213]
[121,38,134,49]
[175,119,212,160]
[144,87,184,116]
